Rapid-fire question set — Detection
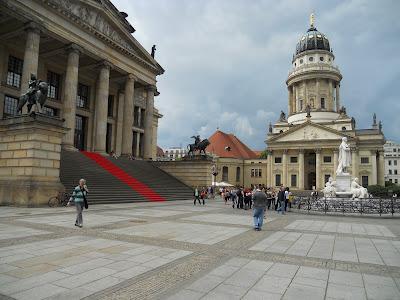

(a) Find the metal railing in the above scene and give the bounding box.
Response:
[292,197,400,216]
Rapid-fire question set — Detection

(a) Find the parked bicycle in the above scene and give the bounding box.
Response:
[48,191,70,207]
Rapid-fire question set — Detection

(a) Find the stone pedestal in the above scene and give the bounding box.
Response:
[0,114,67,206]
[336,174,351,192]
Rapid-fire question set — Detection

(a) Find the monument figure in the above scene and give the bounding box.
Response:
[305,104,311,118]
[351,178,368,199]
[322,176,337,198]
[336,137,351,175]
[17,74,49,114]
[151,44,156,58]
[187,135,210,157]
[279,110,286,122]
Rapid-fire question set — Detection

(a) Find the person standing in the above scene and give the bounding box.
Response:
[237,187,244,209]
[266,188,273,210]
[276,186,286,215]
[252,187,268,231]
[194,187,201,205]
[70,178,88,228]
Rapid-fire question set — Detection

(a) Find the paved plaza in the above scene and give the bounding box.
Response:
[0,199,399,299]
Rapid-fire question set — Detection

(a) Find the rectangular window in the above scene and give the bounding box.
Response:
[275,157,282,164]
[76,83,89,108]
[321,98,325,109]
[275,174,281,186]
[299,100,303,111]
[107,95,114,117]
[6,56,23,88]
[251,169,255,177]
[361,176,368,187]
[389,160,392,166]
[290,156,298,163]
[389,170,392,175]
[3,95,19,116]
[134,106,140,127]
[395,170,398,175]
[361,157,369,164]
[42,106,57,117]
[291,174,297,187]
[394,149,397,152]
[258,169,262,177]
[47,71,61,99]
[325,174,330,184]
[395,179,398,184]
[394,160,397,166]
[140,108,145,127]
[323,156,332,163]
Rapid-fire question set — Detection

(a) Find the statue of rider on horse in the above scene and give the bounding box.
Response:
[16,74,49,114]
[187,135,210,157]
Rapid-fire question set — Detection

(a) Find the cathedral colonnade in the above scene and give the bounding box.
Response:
[265,147,383,190]
[0,13,162,159]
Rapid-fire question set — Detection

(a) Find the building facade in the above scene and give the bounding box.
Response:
[0,0,163,159]
[266,17,385,190]
[163,147,188,161]
[384,141,400,185]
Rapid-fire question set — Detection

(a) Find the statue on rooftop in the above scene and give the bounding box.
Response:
[151,44,156,58]
[279,110,286,122]
[187,135,210,157]
[17,74,48,114]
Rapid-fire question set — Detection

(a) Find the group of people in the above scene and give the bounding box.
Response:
[193,186,215,205]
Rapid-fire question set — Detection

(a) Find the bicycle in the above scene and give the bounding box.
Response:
[48,191,70,207]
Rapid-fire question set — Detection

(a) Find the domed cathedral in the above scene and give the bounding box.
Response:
[266,14,385,191]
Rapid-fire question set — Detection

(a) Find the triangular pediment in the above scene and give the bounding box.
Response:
[270,122,353,143]
[48,0,164,73]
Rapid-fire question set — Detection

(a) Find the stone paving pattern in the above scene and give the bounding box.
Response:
[0,199,399,299]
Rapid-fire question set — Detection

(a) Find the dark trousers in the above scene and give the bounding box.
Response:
[194,196,201,205]
[238,198,244,209]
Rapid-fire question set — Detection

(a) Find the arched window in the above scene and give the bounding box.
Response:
[342,127,346,131]
[236,167,241,182]
[222,166,229,182]
[309,56,314,62]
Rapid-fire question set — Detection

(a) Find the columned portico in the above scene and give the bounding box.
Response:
[282,150,288,186]
[115,92,125,156]
[94,61,111,154]
[371,150,377,185]
[143,85,156,159]
[62,44,81,150]
[121,74,136,156]
[351,147,359,178]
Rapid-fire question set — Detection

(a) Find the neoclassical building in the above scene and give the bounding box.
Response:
[266,17,385,190]
[0,0,163,159]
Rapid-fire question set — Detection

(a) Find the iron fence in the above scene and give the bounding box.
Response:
[292,197,400,216]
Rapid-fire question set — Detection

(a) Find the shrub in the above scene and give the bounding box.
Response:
[367,185,387,197]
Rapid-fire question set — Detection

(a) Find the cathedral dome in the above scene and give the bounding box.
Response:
[295,26,331,55]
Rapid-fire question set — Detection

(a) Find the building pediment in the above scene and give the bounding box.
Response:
[269,121,353,143]
[46,0,164,74]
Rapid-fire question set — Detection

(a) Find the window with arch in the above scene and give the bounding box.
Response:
[320,56,324,61]
[236,167,241,182]
[342,127,346,131]
[309,56,314,62]
[300,59,303,64]
[222,166,228,182]
[321,98,325,109]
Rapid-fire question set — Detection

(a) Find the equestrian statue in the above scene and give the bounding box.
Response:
[16,74,49,114]
[187,135,210,157]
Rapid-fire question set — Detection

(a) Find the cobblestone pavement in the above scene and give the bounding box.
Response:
[0,199,399,300]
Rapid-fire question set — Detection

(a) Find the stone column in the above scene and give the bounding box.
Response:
[282,150,288,186]
[371,150,377,185]
[115,92,125,156]
[143,85,156,159]
[336,83,340,111]
[304,81,308,106]
[121,74,136,155]
[94,61,111,154]
[315,149,322,189]
[21,23,41,109]
[351,147,359,179]
[291,86,296,112]
[61,44,81,151]
[266,150,272,186]
[270,150,274,186]
[333,150,338,179]
[298,149,305,190]
[378,150,385,186]
[316,78,320,108]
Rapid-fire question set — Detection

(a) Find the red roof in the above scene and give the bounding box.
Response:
[253,150,263,158]
[206,130,258,159]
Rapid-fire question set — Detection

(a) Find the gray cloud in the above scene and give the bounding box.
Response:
[113,0,400,149]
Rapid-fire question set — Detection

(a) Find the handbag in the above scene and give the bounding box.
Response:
[81,187,88,209]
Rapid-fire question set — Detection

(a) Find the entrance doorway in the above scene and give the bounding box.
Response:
[304,151,316,190]
[74,115,86,150]
[106,123,112,154]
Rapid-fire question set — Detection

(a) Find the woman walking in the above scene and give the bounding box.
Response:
[70,178,88,227]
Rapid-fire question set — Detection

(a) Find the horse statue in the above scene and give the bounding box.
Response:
[17,74,48,114]
[187,135,210,157]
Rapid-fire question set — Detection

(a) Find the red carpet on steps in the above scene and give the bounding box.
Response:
[82,151,165,202]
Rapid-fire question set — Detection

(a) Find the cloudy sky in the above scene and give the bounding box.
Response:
[113,0,400,150]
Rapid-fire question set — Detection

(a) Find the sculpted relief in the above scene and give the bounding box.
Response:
[48,0,136,54]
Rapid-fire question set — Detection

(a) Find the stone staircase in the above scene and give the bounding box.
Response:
[60,151,193,204]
